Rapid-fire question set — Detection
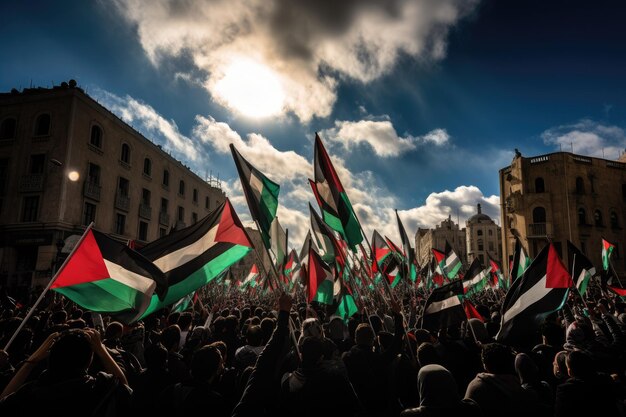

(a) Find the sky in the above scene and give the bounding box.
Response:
[2,0,626,249]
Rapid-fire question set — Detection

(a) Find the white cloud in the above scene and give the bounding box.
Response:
[93,89,200,162]
[322,119,449,157]
[541,119,626,160]
[112,0,478,121]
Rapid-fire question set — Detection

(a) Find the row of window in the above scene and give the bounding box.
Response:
[530,206,621,228]
[534,176,626,201]
[0,114,50,140]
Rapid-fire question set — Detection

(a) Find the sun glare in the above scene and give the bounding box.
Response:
[214,58,285,118]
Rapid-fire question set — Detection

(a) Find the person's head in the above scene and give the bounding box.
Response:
[190,345,223,382]
[178,312,193,331]
[414,328,436,346]
[104,321,123,341]
[540,321,563,347]
[48,330,93,376]
[144,343,168,370]
[167,312,180,326]
[377,331,394,352]
[328,317,346,341]
[355,323,375,347]
[553,350,569,380]
[260,317,275,343]
[245,325,263,347]
[368,315,383,334]
[417,342,440,367]
[515,353,539,385]
[161,325,182,351]
[208,341,228,362]
[565,320,594,348]
[468,318,490,344]
[301,318,324,340]
[418,364,460,407]
[50,310,67,325]
[566,350,594,379]
[70,309,83,320]
[481,343,515,375]
[300,336,324,368]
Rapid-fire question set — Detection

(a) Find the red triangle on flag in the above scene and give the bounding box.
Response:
[546,243,573,288]
[215,199,252,247]
[464,300,484,322]
[51,230,109,288]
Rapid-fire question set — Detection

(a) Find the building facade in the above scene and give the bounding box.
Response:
[415,216,467,267]
[499,151,626,278]
[0,81,225,292]
[466,203,502,266]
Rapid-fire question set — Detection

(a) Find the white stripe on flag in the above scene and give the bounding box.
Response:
[248,171,264,201]
[104,259,156,294]
[152,225,218,272]
[464,269,489,289]
[425,294,461,315]
[503,274,549,323]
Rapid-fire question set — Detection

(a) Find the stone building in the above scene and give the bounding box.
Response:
[499,151,626,278]
[0,81,225,291]
[415,216,467,267]
[466,203,502,266]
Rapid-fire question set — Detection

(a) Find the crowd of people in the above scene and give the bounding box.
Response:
[0,282,625,417]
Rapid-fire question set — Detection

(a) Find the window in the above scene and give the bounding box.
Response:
[477,230,483,236]
[192,212,198,224]
[488,229,493,236]
[83,202,96,226]
[118,177,129,196]
[488,241,494,251]
[160,198,168,213]
[143,158,152,176]
[88,163,101,184]
[138,221,148,241]
[120,143,130,164]
[163,170,169,187]
[578,208,586,225]
[29,154,45,174]
[178,206,185,221]
[205,196,209,209]
[594,210,603,227]
[193,188,198,203]
[535,177,545,193]
[90,125,102,148]
[159,227,167,238]
[34,114,50,136]
[179,180,185,196]
[141,188,151,206]
[532,206,546,223]
[610,211,619,229]
[21,196,39,222]
[0,118,16,140]
[575,177,584,194]
[478,239,484,251]
[115,213,126,235]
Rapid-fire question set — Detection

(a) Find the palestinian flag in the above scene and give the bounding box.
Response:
[422,279,465,332]
[464,299,485,322]
[230,144,280,249]
[463,258,490,296]
[310,133,363,249]
[298,231,315,286]
[308,246,334,304]
[171,291,196,313]
[395,210,417,282]
[139,199,252,318]
[52,228,167,323]
[283,249,300,288]
[444,241,462,279]
[432,248,446,276]
[310,203,344,266]
[488,254,507,289]
[270,216,287,268]
[331,278,358,322]
[511,237,531,282]
[497,242,571,347]
[602,238,615,271]
[241,264,260,290]
[567,241,595,296]
[608,284,626,297]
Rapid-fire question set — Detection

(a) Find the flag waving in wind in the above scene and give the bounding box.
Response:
[395,210,417,282]
[602,238,615,271]
[567,241,595,296]
[230,144,280,249]
[511,236,531,282]
[443,240,462,279]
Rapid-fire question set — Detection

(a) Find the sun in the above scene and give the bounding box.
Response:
[213,58,285,118]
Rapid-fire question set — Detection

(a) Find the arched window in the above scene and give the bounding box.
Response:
[193,188,198,203]
[0,117,17,140]
[610,211,619,229]
[532,206,546,223]
[143,158,152,176]
[594,210,603,227]
[477,230,483,236]
[34,113,50,136]
[179,180,185,196]
[535,177,545,193]
[120,143,130,164]
[575,177,584,194]
[578,208,586,225]
[163,169,169,187]
[90,125,102,148]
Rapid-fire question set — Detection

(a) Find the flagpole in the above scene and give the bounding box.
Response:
[4,222,94,350]
[570,253,589,310]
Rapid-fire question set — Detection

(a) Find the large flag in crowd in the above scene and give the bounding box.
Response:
[52,228,167,323]
[511,236,531,282]
[422,279,465,332]
[567,241,595,296]
[310,133,363,249]
[139,199,252,318]
[497,242,571,346]
[463,258,490,296]
[443,240,462,279]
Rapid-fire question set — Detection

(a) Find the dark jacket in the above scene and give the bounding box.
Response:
[554,375,621,417]
[465,372,535,417]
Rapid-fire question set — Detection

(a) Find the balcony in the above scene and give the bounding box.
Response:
[139,203,152,220]
[115,193,130,212]
[159,211,170,226]
[19,174,44,193]
[528,222,553,238]
[83,181,101,201]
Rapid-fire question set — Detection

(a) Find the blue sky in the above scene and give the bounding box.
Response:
[3,0,626,247]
